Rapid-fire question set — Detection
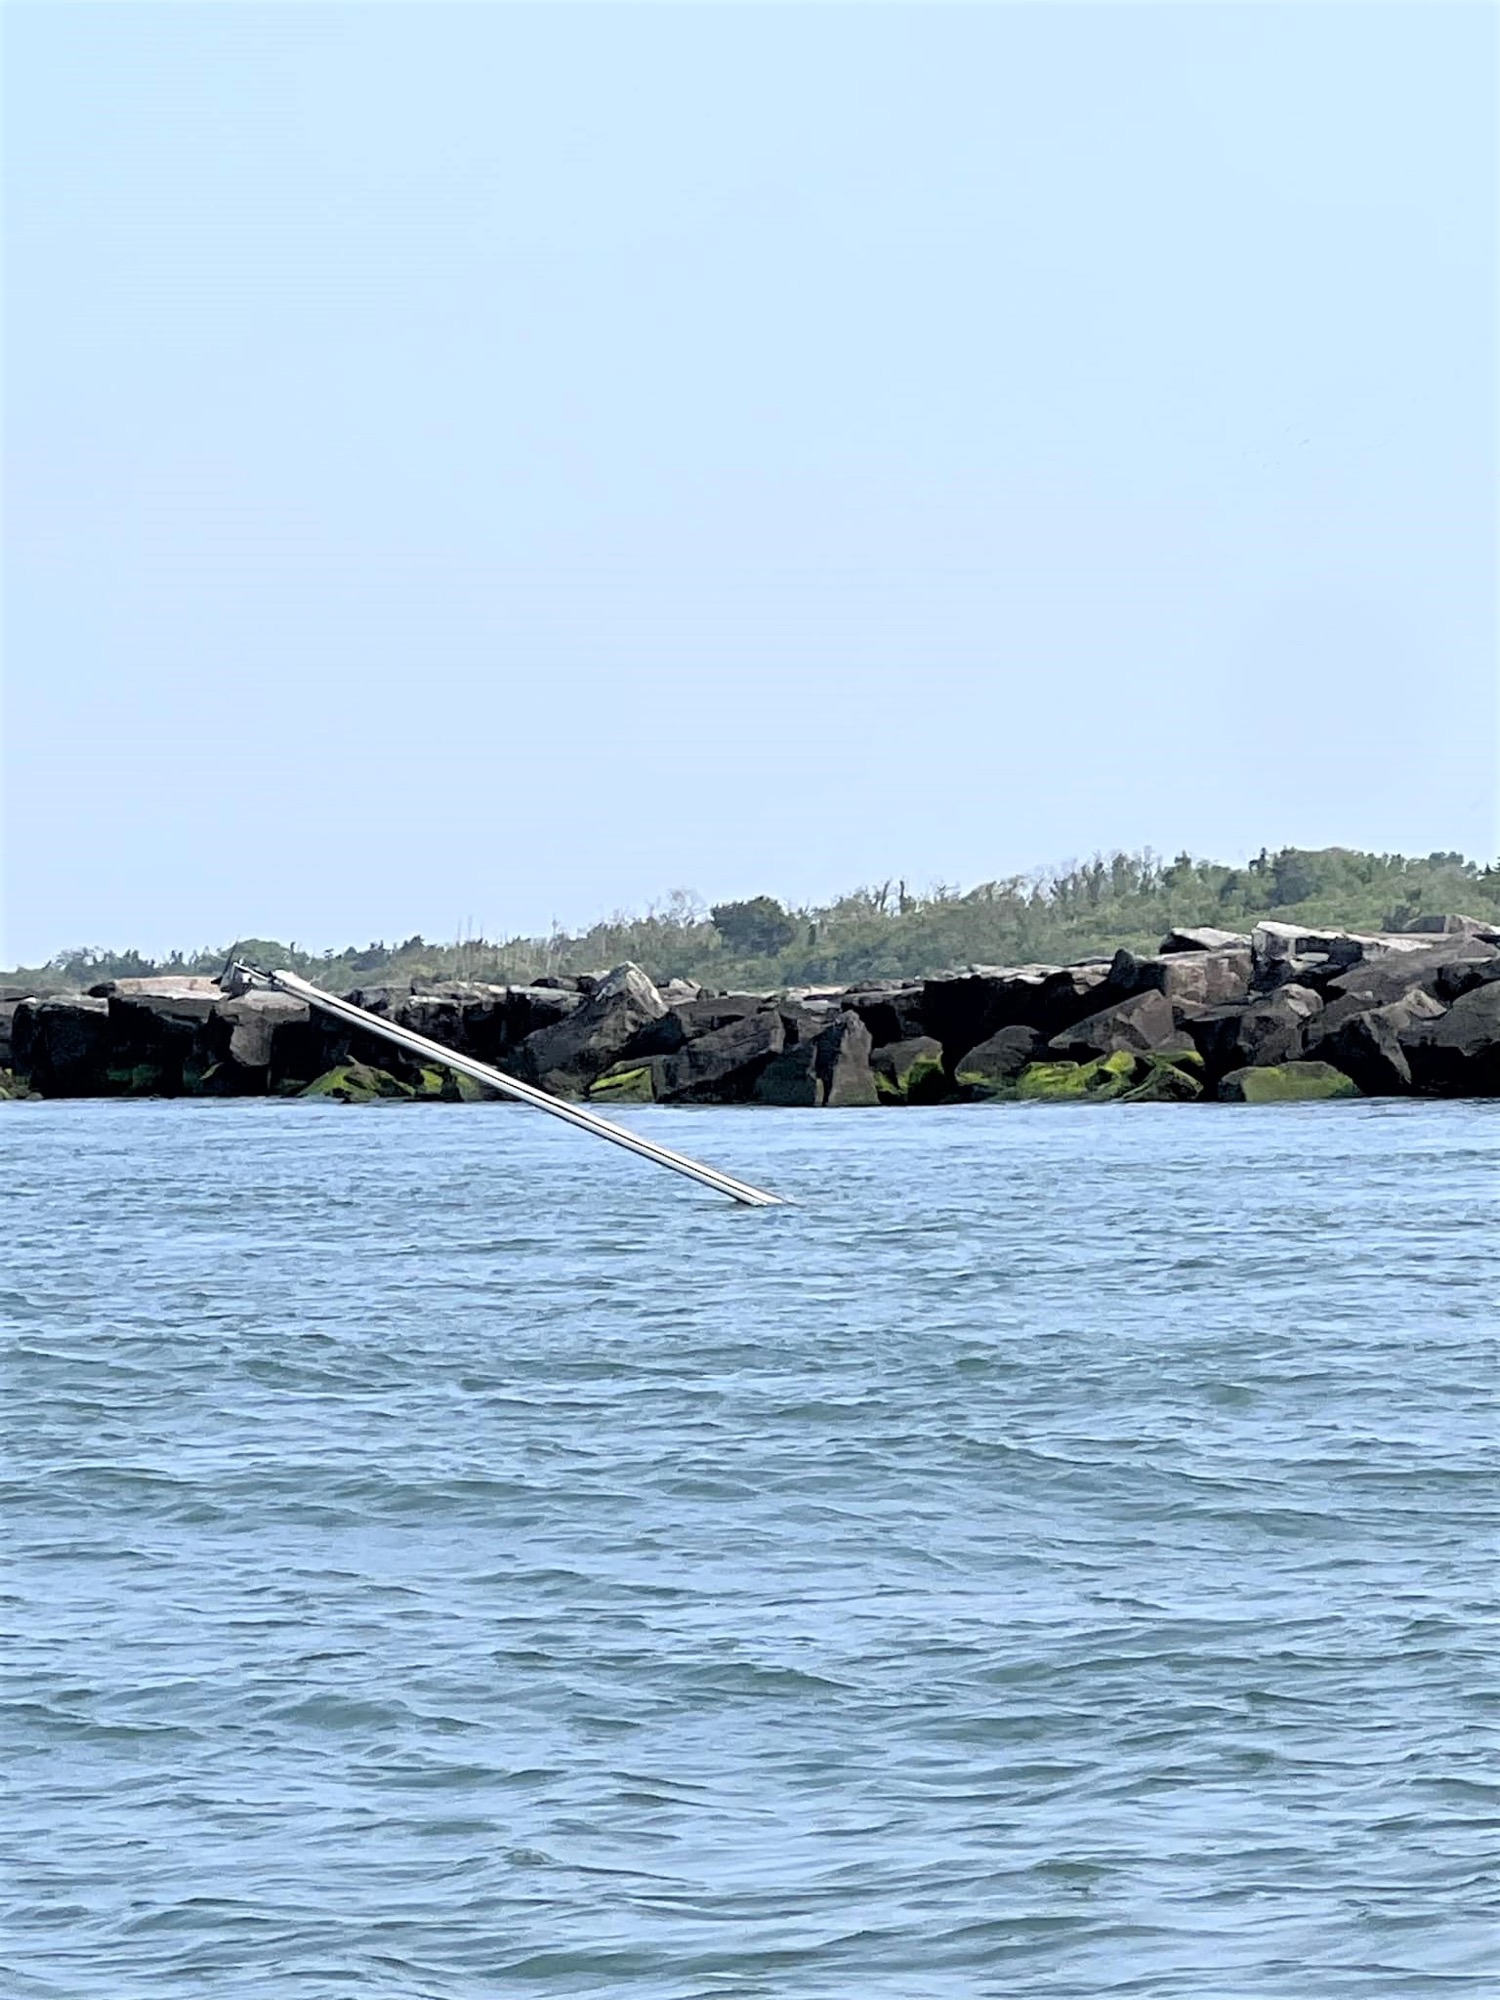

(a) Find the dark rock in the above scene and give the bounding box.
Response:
[1322,938,1497,1015]
[1404,983,1500,1095]
[919,965,1056,1059]
[953,1025,1046,1095]
[1048,989,1182,1061]
[752,1039,820,1105]
[872,1035,947,1103]
[921,962,1112,1060]
[660,1008,785,1102]
[1309,991,1445,1096]
[398,983,510,1059]
[635,994,766,1057]
[1159,926,1251,953]
[778,1000,840,1048]
[841,986,929,1047]
[1186,984,1324,1080]
[753,1011,877,1106]
[519,963,666,1090]
[13,995,112,1095]
[503,985,585,1047]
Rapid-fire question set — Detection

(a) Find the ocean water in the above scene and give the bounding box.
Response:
[3,1097,1496,1998]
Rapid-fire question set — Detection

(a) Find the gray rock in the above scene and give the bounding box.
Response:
[213,990,311,1074]
[1108,947,1252,1008]
[1404,983,1500,1095]
[753,1010,877,1107]
[1323,938,1498,1015]
[519,963,666,1087]
[1049,989,1182,1061]
[1395,913,1500,941]
[953,1025,1045,1094]
[659,1008,785,1102]
[1186,984,1324,1079]
[636,994,766,1057]
[1159,926,1252,953]
[818,1011,879,1107]
[1309,990,1445,1096]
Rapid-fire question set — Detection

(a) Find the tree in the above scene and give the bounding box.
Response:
[710,896,797,956]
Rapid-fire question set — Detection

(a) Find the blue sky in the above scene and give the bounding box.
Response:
[3,2,1495,963]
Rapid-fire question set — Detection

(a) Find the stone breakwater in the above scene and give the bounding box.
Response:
[5,918,1500,1107]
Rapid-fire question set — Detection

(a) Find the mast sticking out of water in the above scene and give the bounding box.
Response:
[221,962,786,1209]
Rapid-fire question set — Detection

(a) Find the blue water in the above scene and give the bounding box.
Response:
[3,1099,1496,1997]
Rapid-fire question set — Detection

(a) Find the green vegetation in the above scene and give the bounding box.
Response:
[9,847,1497,997]
[1216,1061,1361,1103]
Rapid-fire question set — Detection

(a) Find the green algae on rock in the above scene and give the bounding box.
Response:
[300,1063,415,1104]
[873,1036,946,1104]
[1216,1061,1360,1103]
[588,1063,658,1105]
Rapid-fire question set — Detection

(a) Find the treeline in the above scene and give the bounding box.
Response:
[11,847,1500,996]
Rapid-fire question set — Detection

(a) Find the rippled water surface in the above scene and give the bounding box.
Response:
[4,1099,1497,1997]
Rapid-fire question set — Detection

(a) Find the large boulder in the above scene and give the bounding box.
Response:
[208,990,312,1087]
[518,963,666,1091]
[1107,947,1253,1009]
[1307,990,1445,1096]
[953,1025,1046,1096]
[1216,1062,1360,1103]
[12,995,112,1095]
[1404,983,1500,1095]
[753,1011,877,1107]
[634,994,766,1057]
[817,1011,879,1106]
[659,1008,785,1102]
[1186,984,1324,1081]
[1048,988,1183,1061]
[1319,937,1497,1020]
[872,1035,947,1103]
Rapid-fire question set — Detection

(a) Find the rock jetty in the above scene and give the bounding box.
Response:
[5,917,1500,1105]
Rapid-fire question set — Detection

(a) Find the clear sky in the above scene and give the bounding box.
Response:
[3,2,1495,963]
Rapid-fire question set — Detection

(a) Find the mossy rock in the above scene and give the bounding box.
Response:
[588,1063,657,1105]
[874,1037,947,1104]
[448,1071,504,1103]
[1121,1053,1204,1103]
[1016,1052,1138,1102]
[1217,1061,1360,1103]
[300,1062,414,1104]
